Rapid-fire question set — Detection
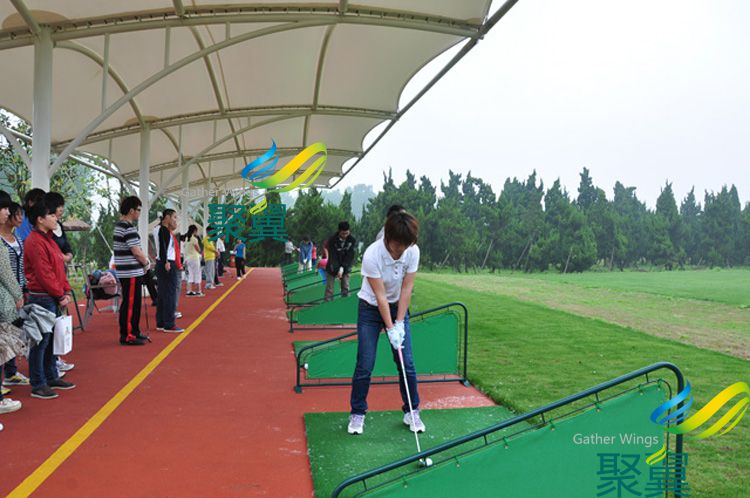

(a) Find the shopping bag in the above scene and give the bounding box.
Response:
[53,315,73,355]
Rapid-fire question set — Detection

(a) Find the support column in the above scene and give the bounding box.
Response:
[31,28,53,191]
[180,166,190,234]
[139,125,151,253]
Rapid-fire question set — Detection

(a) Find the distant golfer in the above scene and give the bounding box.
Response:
[348,212,423,435]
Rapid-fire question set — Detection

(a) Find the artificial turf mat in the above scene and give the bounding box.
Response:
[305,405,517,497]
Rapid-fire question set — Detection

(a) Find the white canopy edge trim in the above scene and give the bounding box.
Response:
[0,6,483,50]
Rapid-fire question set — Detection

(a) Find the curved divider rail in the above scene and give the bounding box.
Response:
[331,362,686,498]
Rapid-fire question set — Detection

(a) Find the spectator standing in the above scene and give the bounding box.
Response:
[215,236,226,284]
[325,222,356,301]
[43,192,75,374]
[15,188,45,244]
[203,230,217,290]
[234,240,246,279]
[1,201,30,389]
[24,199,76,399]
[184,225,203,296]
[317,239,330,283]
[113,197,150,346]
[283,238,296,265]
[0,196,24,417]
[156,210,183,333]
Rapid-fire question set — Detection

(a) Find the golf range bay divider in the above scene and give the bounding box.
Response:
[294,302,469,393]
[331,362,686,498]
[287,293,360,332]
[286,272,363,306]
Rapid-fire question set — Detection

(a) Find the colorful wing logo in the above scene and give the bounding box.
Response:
[241,141,328,214]
[646,381,749,464]
[651,381,749,439]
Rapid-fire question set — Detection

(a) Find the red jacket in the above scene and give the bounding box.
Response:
[24,229,72,299]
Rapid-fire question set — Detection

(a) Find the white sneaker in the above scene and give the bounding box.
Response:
[403,410,426,433]
[57,360,75,372]
[0,398,22,414]
[347,414,365,435]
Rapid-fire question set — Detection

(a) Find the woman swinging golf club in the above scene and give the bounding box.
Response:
[348,211,425,436]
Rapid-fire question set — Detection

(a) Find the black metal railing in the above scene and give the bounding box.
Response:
[331,361,685,498]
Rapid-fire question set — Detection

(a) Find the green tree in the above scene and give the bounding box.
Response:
[680,188,702,265]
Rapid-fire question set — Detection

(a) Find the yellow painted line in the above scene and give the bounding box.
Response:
[8,270,252,498]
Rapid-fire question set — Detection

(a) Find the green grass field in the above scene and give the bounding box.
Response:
[412,270,749,498]
[458,267,750,306]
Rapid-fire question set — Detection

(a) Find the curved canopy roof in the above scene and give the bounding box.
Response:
[0,1,516,200]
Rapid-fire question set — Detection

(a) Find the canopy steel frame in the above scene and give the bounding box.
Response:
[53,105,395,149]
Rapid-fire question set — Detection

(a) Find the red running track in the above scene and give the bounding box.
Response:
[0,267,493,497]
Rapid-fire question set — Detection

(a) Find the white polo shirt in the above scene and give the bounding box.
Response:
[358,239,419,306]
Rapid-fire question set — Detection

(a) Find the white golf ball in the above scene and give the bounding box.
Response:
[423,458,433,467]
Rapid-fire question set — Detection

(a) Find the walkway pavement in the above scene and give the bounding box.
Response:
[1,268,493,497]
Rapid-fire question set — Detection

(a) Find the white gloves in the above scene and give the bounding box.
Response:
[387,320,406,349]
[337,267,344,278]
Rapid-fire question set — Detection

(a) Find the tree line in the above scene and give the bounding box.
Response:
[278,168,749,272]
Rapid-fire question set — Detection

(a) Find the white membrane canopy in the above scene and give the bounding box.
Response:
[0,1,516,199]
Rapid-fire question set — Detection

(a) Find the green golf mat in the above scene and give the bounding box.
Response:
[295,311,460,379]
[285,271,322,290]
[306,406,518,498]
[281,262,298,276]
[287,274,363,305]
[326,383,670,497]
[288,293,359,325]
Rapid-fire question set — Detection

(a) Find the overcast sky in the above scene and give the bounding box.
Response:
[336,0,750,209]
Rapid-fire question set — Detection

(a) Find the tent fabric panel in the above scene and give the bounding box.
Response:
[317,24,461,111]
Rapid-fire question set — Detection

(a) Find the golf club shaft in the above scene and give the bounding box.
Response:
[397,347,422,454]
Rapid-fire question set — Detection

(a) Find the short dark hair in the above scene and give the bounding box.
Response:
[8,202,22,219]
[338,221,350,232]
[386,204,405,217]
[44,191,65,211]
[23,188,45,211]
[120,196,142,215]
[384,212,419,247]
[0,196,11,210]
[0,191,11,202]
[29,199,54,227]
[162,208,176,219]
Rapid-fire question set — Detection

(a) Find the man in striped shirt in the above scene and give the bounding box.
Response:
[113,196,150,346]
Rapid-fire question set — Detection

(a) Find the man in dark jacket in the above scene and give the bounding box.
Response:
[325,221,356,301]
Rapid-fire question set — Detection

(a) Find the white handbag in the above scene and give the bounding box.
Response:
[53,314,73,355]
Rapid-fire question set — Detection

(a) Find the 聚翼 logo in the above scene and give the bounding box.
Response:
[646,381,749,464]
[241,140,327,214]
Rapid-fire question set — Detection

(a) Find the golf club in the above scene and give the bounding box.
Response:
[397,346,433,468]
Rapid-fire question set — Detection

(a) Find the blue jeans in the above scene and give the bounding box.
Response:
[27,295,61,389]
[350,299,419,415]
[3,357,18,377]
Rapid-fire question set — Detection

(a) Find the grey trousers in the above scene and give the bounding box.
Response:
[324,272,350,301]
